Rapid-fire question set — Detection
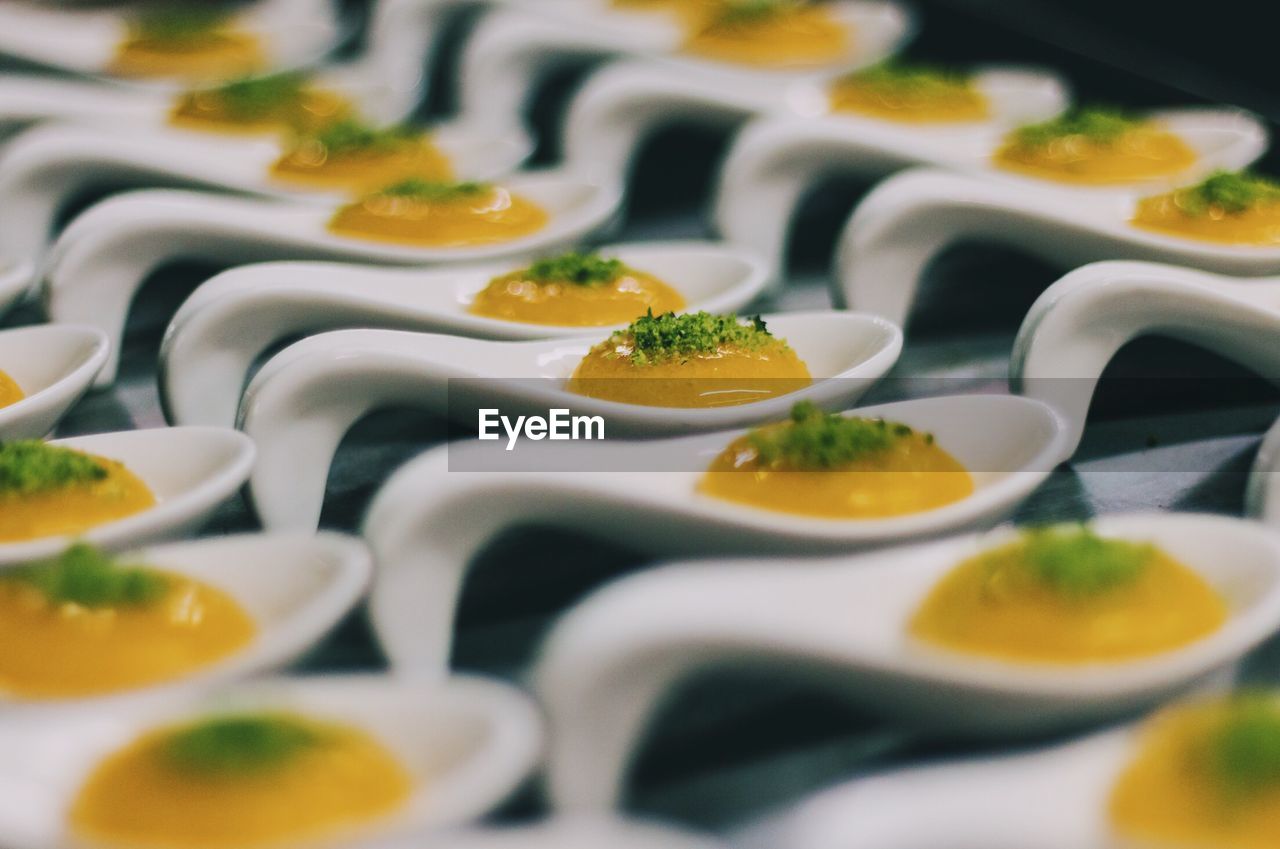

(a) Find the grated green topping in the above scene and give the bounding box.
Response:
[132,6,231,44]
[161,714,325,777]
[1201,694,1280,800]
[371,178,490,203]
[5,543,167,609]
[205,73,307,121]
[1015,524,1153,599]
[524,252,628,286]
[0,441,108,496]
[839,60,975,97]
[608,310,776,366]
[1009,107,1142,149]
[1169,170,1280,216]
[747,400,917,470]
[303,118,419,156]
[710,0,796,27]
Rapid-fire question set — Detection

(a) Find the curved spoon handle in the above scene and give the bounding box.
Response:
[1010,260,1280,453]
[1247,414,1280,525]
[238,328,494,530]
[0,75,161,129]
[42,190,340,386]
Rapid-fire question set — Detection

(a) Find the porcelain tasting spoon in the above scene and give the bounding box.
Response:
[1008,260,1280,452]
[715,104,1261,278]
[160,241,771,427]
[237,311,903,527]
[0,426,255,566]
[0,532,371,713]
[834,166,1280,329]
[358,393,1068,674]
[0,324,107,439]
[0,674,543,849]
[531,512,1280,810]
[1248,413,1280,523]
[387,815,723,849]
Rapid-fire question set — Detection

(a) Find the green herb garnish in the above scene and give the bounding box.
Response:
[304,119,420,156]
[372,178,490,203]
[1010,107,1142,150]
[525,252,627,286]
[746,400,915,470]
[0,441,107,496]
[1017,524,1153,598]
[161,714,325,777]
[131,5,232,44]
[6,543,167,609]
[609,310,776,366]
[841,60,975,97]
[1169,170,1280,216]
[206,72,307,121]
[711,0,797,27]
[1201,694,1280,800]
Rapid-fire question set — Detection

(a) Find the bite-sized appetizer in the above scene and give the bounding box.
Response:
[170,72,352,136]
[110,5,263,82]
[0,440,155,543]
[682,0,850,69]
[699,400,971,516]
[911,524,1226,663]
[469,251,685,326]
[568,310,811,407]
[994,107,1197,185]
[828,60,990,123]
[328,179,548,247]
[0,543,254,699]
[0,370,24,409]
[1132,170,1280,245]
[270,119,453,192]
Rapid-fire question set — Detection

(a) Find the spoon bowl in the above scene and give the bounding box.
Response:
[0,324,108,439]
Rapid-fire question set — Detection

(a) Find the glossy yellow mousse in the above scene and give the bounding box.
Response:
[1132,170,1280,245]
[0,369,24,408]
[71,712,413,849]
[1111,694,1280,849]
[329,179,548,248]
[568,311,811,408]
[0,440,156,543]
[699,401,972,518]
[470,251,686,326]
[683,0,850,69]
[994,108,1197,185]
[110,7,263,81]
[911,525,1227,664]
[829,61,990,123]
[271,119,453,192]
[0,544,254,699]
[170,73,352,135]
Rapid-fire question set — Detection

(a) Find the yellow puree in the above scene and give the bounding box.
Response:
[994,122,1197,185]
[0,571,254,699]
[828,76,991,123]
[470,268,686,326]
[0,455,156,543]
[1111,700,1280,849]
[910,540,1227,663]
[682,4,850,68]
[568,339,812,408]
[110,23,263,82]
[271,134,454,193]
[170,87,352,136]
[70,716,413,849]
[329,186,548,248]
[1133,191,1280,245]
[0,369,24,408]
[700,425,972,518]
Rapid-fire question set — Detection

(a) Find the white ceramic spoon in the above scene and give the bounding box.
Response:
[0,426,255,566]
[0,262,35,318]
[834,165,1280,329]
[160,241,771,428]
[42,175,620,384]
[0,531,371,712]
[532,512,1280,810]
[716,101,1262,277]
[384,815,723,849]
[1247,414,1280,524]
[0,0,340,83]
[1007,260,1280,453]
[0,674,543,849]
[0,324,107,439]
[360,393,1069,675]
[239,311,903,528]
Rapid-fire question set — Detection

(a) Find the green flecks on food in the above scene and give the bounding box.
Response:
[303,119,420,156]
[132,6,231,44]
[1201,694,1280,800]
[371,178,490,202]
[206,72,307,121]
[838,60,975,97]
[1015,524,1153,599]
[161,714,326,777]
[524,252,628,286]
[0,441,108,497]
[608,310,777,366]
[710,0,796,27]
[1170,170,1280,216]
[5,543,167,609]
[747,400,914,470]
[1009,107,1142,149]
